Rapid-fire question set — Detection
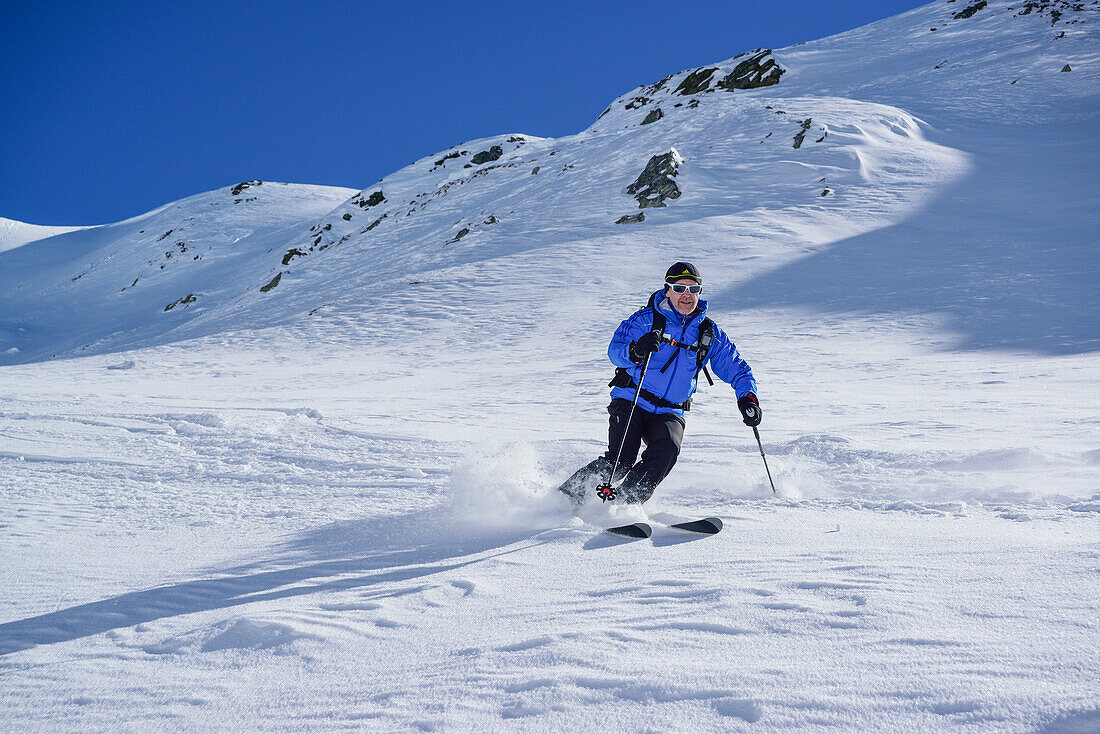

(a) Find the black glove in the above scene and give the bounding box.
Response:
[737,394,762,427]
[629,331,662,364]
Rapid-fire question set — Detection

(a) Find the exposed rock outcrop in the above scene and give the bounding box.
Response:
[282,248,306,266]
[434,151,464,167]
[643,75,673,94]
[164,293,196,311]
[953,1,987,19]
[470,145,504,165]
[1007,0,1092,22]
[259,273,282,293]
[230,180,262,197]
[597,50,786,130]
[716,50,785,90]
[674,67,718,95]
[353,191,385,209]
[626,150,683,209]
[793,119,812,149]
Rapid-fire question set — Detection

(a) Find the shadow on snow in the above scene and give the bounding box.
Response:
[721,110,1100,355]
[0,508,545,656]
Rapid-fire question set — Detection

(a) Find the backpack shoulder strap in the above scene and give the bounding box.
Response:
[697,318,714,356]
[646,291,666,336]
[696,317,715,386]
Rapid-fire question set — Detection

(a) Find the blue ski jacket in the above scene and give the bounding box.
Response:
[608,290,757,416]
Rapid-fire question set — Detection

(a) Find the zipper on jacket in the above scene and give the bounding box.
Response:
[653,303,697,408]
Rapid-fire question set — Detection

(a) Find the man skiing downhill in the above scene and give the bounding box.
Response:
[558,262,761,506]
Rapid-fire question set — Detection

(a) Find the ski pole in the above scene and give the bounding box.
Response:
[752,425,777,494]
[596,330,660,502]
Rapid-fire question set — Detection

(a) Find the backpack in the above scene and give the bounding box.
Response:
[608,293,715,411]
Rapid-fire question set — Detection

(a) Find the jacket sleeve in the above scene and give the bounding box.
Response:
[706,324,758,399]
[607,309,654,368]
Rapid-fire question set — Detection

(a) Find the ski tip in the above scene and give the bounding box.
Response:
[606,522,652,539]
[669,517,723,534]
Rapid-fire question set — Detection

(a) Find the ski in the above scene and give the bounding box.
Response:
[605,522,652,538]
[602,517,721,538]
[667,516,723,534]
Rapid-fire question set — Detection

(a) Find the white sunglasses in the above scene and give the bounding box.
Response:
[667,283,702,294]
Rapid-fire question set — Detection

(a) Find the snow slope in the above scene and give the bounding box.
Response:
[1,1,1098,731]
[0,182,356,360]
[0,217,89,254]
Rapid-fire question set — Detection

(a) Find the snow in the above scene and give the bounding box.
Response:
[1,1,1098,731]
[0,217,90,253]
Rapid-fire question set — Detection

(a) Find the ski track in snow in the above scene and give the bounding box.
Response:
[2,0,1099,731]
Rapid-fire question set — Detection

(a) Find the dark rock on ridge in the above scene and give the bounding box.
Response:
[626,150,683,209]
[470,145,503,165]
[354,191,385,209]
[716,50,785,90]
[793,119,813,149]
[260,273,282,293]
[164,293,197,311]
[674,67,718,95]
[953,1,987,19]
[231,180,262,196]
[433,151,466,169]
[282,248,306,266]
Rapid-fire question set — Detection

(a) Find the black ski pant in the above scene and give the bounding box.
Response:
[558,398,685,505]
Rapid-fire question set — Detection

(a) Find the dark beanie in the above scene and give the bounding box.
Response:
[664,261,701,284]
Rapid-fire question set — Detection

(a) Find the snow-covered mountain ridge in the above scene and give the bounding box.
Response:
[0,182,355,360]
[3,0,1095,364]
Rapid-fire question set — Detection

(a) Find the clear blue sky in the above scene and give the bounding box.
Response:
[1,0,930,225]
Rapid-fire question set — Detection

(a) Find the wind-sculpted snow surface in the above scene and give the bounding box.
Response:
[732,0,1100,353]
[2,1,1099,731]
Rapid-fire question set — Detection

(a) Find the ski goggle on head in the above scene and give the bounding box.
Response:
[667,283,702,294]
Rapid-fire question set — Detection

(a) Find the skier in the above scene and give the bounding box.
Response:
[558,262,760,505]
